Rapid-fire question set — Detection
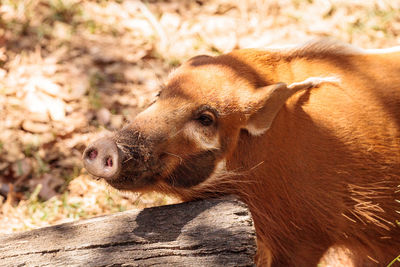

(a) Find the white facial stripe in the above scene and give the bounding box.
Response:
[184,126,220,150]
[244,123,269,136]
[214,158,227,174]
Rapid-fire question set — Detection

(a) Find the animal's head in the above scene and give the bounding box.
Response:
[83,52,332,196]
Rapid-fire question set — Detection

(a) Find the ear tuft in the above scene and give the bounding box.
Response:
[287,76,341,91]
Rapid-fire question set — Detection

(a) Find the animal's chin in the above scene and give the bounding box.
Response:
[104,173,158,191]
[103,155,164,191]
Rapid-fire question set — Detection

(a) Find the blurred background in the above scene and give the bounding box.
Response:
[0,0,399,234]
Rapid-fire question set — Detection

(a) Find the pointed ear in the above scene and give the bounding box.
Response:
[243,77,338,136]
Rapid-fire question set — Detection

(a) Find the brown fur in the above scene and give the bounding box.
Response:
[93,40,400,266]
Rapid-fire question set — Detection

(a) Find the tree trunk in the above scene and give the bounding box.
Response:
[0,196,256,267]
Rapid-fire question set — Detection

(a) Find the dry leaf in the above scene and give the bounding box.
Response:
[24,91,48,115]
[22,120,51,133]
[29,174,64,201]
[34,76,61,97]
[11,158,32,180]
[96,108,111,126]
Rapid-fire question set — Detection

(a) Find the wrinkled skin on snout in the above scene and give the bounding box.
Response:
[83,53,329,196]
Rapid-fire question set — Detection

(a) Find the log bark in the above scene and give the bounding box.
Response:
[0,196,256,267]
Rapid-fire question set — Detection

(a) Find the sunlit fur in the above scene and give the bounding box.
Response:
[111,40,400,266]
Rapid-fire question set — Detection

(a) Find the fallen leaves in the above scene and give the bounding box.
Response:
[11,158,33,182]
[22,120,51,134]
[29,174,64,200]
[0,0,399,238]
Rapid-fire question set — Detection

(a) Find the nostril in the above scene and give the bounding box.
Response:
[83,137,121,180]
[87,149,98,160]
[105,156,113,168]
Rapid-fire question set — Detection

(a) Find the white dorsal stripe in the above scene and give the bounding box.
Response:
[363,46,400,54]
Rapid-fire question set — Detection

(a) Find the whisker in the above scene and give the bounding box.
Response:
[169,128,184,138]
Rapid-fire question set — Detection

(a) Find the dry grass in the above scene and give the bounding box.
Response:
[0,0,399,240]
[0,175,177,234]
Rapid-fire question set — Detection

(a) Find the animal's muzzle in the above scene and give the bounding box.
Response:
[83,137,123,180]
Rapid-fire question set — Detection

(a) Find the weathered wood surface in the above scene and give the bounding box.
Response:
[0,196,256,267]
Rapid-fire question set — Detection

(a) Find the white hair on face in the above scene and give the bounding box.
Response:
[183,125,220,150]
[244,123,269,136]
[213,158,227,176]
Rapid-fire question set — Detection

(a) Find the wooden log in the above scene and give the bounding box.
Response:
[0,196,256,267]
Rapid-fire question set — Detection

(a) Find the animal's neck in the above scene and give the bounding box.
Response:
[226,128,335,258]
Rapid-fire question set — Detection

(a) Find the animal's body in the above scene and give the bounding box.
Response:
[83,40,400,266]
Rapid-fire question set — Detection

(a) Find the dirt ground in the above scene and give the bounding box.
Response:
[0,0,399,263]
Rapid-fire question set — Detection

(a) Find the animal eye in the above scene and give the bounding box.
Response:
[197,112,214,126]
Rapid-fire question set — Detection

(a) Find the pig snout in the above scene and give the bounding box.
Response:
[83,137,122,180]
